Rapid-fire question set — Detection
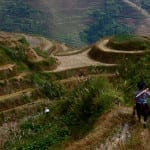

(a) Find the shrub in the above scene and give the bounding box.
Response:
[55,77,123,136]
[117,54,150,103]
[18,37,29,46]
[107,35,150,50]
[4,77,122,149]
[34,48,49,58]
[40,81,65,99]
[27,57,56,71]
[30,73,65,99]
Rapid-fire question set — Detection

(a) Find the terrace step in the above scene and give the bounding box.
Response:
[0,88,34,102]
[0,88,38,112]
[0,64,17,80]
[0,99,52,125]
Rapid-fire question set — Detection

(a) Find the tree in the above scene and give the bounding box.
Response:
[80,0,132,44]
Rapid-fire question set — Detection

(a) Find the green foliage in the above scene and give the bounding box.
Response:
[27,57,56,71]
[21,95,31,103]
[40,81,65,99]
[0,0,51,38]
[19,126,70,150]
[34,48,49,58]
[108,35,150,50]
[30,73,65,99]
[72,78,119,113]
[4,77,122,149]
[111,34,135,42]
[0,44,12,64]
[117,54,150,103]
[20,119,43,132]
[119,55,150,84]
[54,77,122,137]
[0,44,26,62]
[30,73,44,86]
[80,0,132,44]
[16,61,29,72]
[18,37,29,46]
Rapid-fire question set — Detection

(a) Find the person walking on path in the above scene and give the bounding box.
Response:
[134,81,150,127]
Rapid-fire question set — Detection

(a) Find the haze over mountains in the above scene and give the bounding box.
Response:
[0,0,149,47]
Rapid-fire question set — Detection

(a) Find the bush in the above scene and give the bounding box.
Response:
[18,37,29,46]
[27,57,56,71]
[30,73,65,99]
[4,77,122,149]
[40,81,65,99]
[107,35,150,50]
[116,54,150,103]
[54,78,122,126]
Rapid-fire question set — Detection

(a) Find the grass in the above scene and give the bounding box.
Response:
[3,77,123,149]
[107,35,150,50]
[49,65,117,80]
[124,123,144,149]
[0,78,32,95]
[0,99,51,125]
[0,89,42,112]
[18,37,29,46]
[0,44,13,65]
[0,38,57,80]
[111,34,135,42]
[16,61,29,72]
[89,41,149,63]
[34,48,49,58]
[27,57,56,71]
[0,65,17,80]
[0,33,149,150]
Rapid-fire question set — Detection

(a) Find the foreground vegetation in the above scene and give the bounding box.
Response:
[0,34,149,149]
[3,77,122,149]
[117,54,150,104]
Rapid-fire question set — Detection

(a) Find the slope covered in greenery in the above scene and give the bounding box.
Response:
[80,0,132,44]
[107,35,150,50]
[0,33,149,149]
[0,0,51,37]
[0,35,56,76]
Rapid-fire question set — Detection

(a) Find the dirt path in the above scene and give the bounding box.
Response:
[59,73,115,84]
[50,37,146,73]
[0,64,15,71]
[51,48,116,72]
[65,106,132,150]
[65,105,150,150]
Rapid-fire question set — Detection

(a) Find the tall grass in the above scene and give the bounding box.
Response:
[4,77,123,149]
[108,35,150,50]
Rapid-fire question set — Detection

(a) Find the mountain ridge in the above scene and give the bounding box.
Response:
[0,0,149,47]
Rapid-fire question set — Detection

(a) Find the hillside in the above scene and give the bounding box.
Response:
[0,32,150,149]
[0,0,149,47]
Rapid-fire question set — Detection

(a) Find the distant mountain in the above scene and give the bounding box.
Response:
[0,0,149,47]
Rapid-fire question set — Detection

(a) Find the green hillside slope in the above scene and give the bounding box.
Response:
[0,0,149,47]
